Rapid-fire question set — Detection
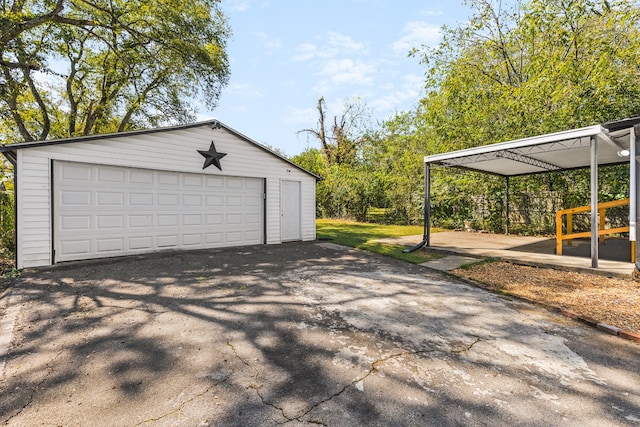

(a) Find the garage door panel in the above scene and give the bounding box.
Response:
[183,214,202,226]
[61,216,91,230]
[130,170,154,185]
[55,162,263,262]
[96,238,124,253]
[97,192,124,206]
[226,195,243,206]
[226,213,243,224]
[245,213,261,224]
[129,215,153,228]
[158,193,179,205]
[62,191,91,205]
[206,214,223,225]
[97,215,124,229]
[61,240,91,256]
[97,167,124,183]
[62,164,92,181]
[130,193,153,205]
[183,194,203,206]
[206,176,224,188]
[129,236,153,250]
[158,214,179,227]
[158,173,179,185]
[182,234,202,246]
[245,179,262,190]
[245,195,261,207]
[226,178,243,189]
[205,233,223,244]
[206,195,223,206]
[158,235,179,247]
[184,175,203,187]
[225,231,244,243]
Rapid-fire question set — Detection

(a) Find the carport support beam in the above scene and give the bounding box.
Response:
[505,176,510,235]
[590,135,598,268]
[424,162,431,246]
[632,125,640,270]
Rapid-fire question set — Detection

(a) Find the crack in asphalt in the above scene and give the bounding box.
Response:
[450,336,484,354]
[3,346,65,423]
[227,340,291,424]
[226,340,260,379]
[227,332,489,426]
[228,337,440,426]
[133,344,237,426]
[132,384,220,426]
[282,348,440,425]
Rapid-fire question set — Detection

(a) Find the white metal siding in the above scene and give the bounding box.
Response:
[301,179,316,241]
[17,155,51,267]
[54,161,263,262]
[15,124,316,268]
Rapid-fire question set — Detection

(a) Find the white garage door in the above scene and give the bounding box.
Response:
[54,161,264,262]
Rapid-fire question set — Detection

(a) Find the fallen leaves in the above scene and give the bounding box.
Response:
[453,262,640,334]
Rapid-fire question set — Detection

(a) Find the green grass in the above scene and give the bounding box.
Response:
[316,218,446,264]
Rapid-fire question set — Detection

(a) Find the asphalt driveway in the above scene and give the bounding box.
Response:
[1,241,639,426]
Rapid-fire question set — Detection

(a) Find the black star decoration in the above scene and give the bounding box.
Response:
[198,141,227,171]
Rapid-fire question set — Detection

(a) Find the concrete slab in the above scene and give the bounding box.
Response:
[420,255,480,271]
[0,242,639,426]
[380,231,635,277]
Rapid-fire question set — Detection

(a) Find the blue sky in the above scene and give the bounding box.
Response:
[202,0,473,156]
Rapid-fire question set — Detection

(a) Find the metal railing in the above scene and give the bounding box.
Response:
[555,198,634,262]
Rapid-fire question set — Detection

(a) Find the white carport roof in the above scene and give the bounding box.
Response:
[424,118,640,176]
[419,116,640,270]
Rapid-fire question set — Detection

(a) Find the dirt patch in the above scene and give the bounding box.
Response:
[453,261,640,334]
[0,257,16,293]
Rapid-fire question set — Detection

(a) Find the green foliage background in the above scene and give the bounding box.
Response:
[298,0,640,234]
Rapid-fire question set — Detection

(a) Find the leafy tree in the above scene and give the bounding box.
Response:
[417,0,640,143]
[412,0,640,233]
[298,97,370,166]
[365,111,425,224]
[1,0,231,142]
[295,98,383,221]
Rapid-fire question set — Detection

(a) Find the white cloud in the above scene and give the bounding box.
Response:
[393,21,441,55]
[283,106,316,125]
[227,83,264,100]
[420,9,443,17]
[254,31,282,51]
[229,105,248,113]
[292,32,367,62]
[326,32,366,52]
[319,58,376,86]
[292,43,319,62]
[369,74,423,112]
[229,0,250,12]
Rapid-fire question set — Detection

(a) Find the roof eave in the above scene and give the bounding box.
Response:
[424,124,603,164]
[0,120,320,180]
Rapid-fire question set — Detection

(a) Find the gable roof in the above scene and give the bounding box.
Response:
[423,117,640,177]
[0,119,320,179]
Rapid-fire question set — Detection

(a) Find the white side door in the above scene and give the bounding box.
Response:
[281,180,301,241]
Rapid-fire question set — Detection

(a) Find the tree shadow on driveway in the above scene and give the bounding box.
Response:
[1,242,639,426]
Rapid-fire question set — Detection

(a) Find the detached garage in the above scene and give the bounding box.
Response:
[1,120,318,268]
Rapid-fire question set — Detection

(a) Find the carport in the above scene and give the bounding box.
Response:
[418,117,640,270]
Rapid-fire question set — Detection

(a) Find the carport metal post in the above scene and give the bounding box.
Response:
[424,162,431,246]
[590,135,598,268]
[505,176,510,235]
[632,125,640,269]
